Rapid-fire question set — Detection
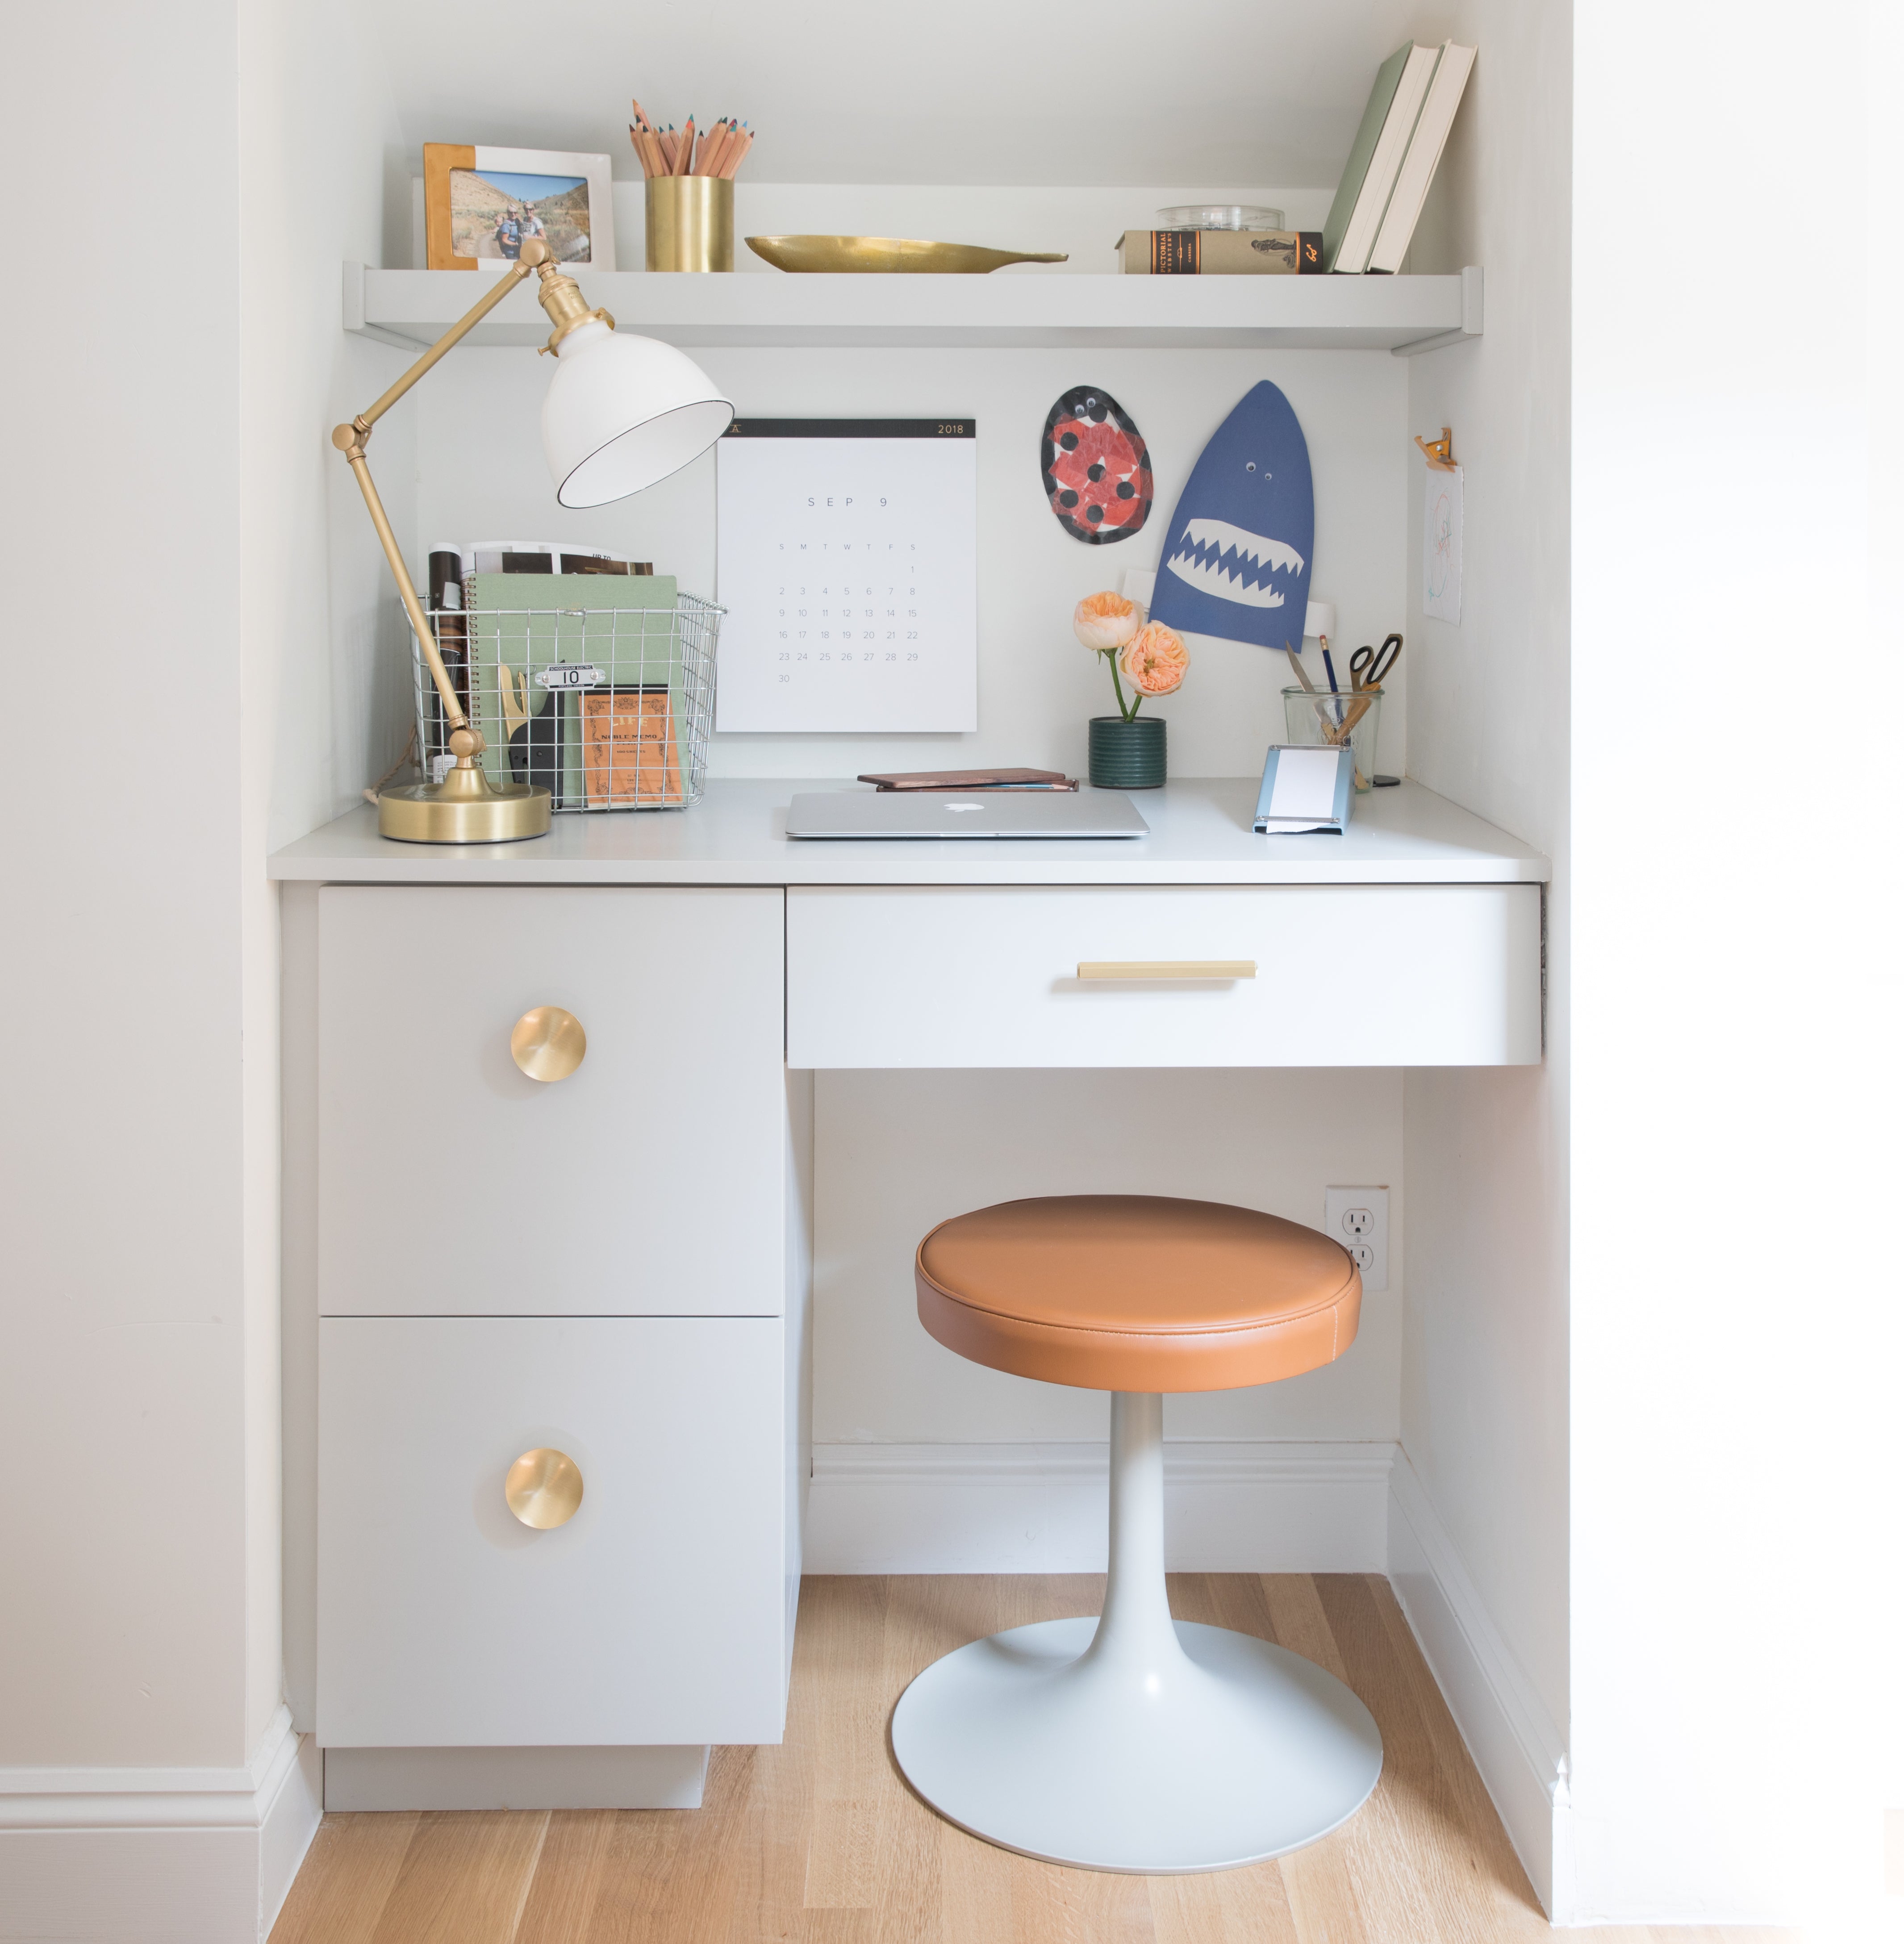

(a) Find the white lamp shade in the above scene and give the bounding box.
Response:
[1303,601,1336,642]
[542,321,734,508]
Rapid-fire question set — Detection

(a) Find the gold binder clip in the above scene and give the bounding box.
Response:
[1415,426,1457,472]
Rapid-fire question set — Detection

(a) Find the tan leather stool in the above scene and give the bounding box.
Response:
[890,1194,1383,1874]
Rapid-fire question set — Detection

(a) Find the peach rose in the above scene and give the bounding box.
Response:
[1072,590,1141,653]
[1119,622,1189,696]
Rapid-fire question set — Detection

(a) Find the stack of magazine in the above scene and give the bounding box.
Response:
[1323,42,1477,276]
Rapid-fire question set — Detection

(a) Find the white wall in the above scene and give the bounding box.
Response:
[1394,0,1575,1898]
[410,335,1411,784]
[0,0,247,1777]
[1569,0,1894,1927]
[367,0,1428,188]
[0,0,409,1932]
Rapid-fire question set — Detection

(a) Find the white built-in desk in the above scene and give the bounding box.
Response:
[269,775,1546,890]
[269,778,1546,1811]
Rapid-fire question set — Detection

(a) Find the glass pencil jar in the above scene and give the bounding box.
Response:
[1282,686,1382,793]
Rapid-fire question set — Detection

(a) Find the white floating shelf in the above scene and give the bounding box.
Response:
[344,263,1482,356]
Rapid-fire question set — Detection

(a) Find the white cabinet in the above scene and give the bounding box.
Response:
[307,885,807,1781]
[786,885,1542,1067]
[317,885,785,1316]
[317,1316,789,1748]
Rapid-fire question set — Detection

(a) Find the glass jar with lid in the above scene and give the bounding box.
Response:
[1154,205,1287,231]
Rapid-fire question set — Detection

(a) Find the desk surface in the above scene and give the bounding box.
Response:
[268,778,1549,887]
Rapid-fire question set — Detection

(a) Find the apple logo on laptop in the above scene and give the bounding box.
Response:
[945,802,985,812]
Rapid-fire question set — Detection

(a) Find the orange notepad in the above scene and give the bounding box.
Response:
[581,690,683,807]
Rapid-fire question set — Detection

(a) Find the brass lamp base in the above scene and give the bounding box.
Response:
[377,777,552,844]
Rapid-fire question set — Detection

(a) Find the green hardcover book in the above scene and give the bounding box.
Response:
[468,573,679,805]
[1321,43,1415,273]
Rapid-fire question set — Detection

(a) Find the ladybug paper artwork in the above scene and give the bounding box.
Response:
[1040,386,1153,543]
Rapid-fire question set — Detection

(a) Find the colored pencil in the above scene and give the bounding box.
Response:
[631,101,754,179]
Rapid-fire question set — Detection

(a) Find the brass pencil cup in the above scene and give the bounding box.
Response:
[646,176,734,272]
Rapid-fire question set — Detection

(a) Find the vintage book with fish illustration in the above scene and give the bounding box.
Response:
[1115,230,1323,274]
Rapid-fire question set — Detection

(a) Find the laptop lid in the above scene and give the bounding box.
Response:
[785,790,1150,840]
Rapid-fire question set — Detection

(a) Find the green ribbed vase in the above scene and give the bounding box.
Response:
[1088,715,1166,790]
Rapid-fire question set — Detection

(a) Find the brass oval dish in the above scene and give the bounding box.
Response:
[511,1005,586,1082]
[505,1448,585,1529]
[746,235,1069,274]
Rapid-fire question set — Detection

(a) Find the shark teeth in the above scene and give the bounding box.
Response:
[1164,517,1305,607]
[1166,556,1286,607]
[1180,518,1306,573]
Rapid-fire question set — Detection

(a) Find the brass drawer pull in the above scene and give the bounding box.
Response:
[505,1448,584,1529]
[511,1005,586,1081]
[1076,961,1257,981]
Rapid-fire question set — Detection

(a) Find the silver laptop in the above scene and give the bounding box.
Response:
[785,790,1150,840]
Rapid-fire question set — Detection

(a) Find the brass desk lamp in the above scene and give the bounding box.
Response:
[333,240,733,843]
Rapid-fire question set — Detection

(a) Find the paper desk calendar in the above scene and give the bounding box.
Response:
[715,419,977,732]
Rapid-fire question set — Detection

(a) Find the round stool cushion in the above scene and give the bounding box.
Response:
[915,1195,1361,1394]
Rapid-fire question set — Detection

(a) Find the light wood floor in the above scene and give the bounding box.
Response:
[272,1573,1796,1944]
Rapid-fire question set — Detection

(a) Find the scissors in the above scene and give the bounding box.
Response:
[1350,632,1403,692]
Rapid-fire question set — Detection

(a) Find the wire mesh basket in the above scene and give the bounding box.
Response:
[413,593,720,811]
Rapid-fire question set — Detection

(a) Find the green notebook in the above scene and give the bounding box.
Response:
[1321,43,1415,274]
[468,573,680,804]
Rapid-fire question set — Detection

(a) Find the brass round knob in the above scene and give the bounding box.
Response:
[511,1005,585,1082]
[505,1448,584,1529]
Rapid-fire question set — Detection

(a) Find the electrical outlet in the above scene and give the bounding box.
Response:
[1324,1186,1389,1292]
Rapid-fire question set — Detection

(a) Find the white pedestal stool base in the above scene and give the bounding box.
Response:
[890,1394,1382,1873]
[891,1613,1381,1874]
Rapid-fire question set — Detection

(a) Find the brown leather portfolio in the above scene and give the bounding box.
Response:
[856,768,1078,792]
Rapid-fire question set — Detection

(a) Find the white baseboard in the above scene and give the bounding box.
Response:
[0,1703,323,1943]
[804,1440,1397,1574]
[322,1744,708,1812]
[1386,1450,1570,1920]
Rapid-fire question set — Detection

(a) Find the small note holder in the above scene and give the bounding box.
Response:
[1253,744,1355,835]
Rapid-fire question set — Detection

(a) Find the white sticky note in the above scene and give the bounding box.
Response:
[1267,747,1341,820]
[1424,463,1463,622]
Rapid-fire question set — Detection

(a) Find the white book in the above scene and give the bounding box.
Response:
[1368,42,1477,275]
[1335,43,1441,276]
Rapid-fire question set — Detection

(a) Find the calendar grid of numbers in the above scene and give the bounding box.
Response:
[714,419,977,733]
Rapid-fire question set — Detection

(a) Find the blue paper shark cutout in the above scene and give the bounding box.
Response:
[1148,380,1314,652]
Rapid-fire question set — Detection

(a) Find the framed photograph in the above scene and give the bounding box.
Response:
[423,144,616,273]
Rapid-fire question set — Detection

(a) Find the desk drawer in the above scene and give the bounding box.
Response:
[317,885,785,1316]
[317,1316,788,1748]
[787,885,1540,1067]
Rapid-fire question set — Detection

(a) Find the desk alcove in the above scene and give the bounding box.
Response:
[272,777,1546,1811]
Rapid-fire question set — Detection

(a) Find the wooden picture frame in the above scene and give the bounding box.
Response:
[423,145,616,273]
